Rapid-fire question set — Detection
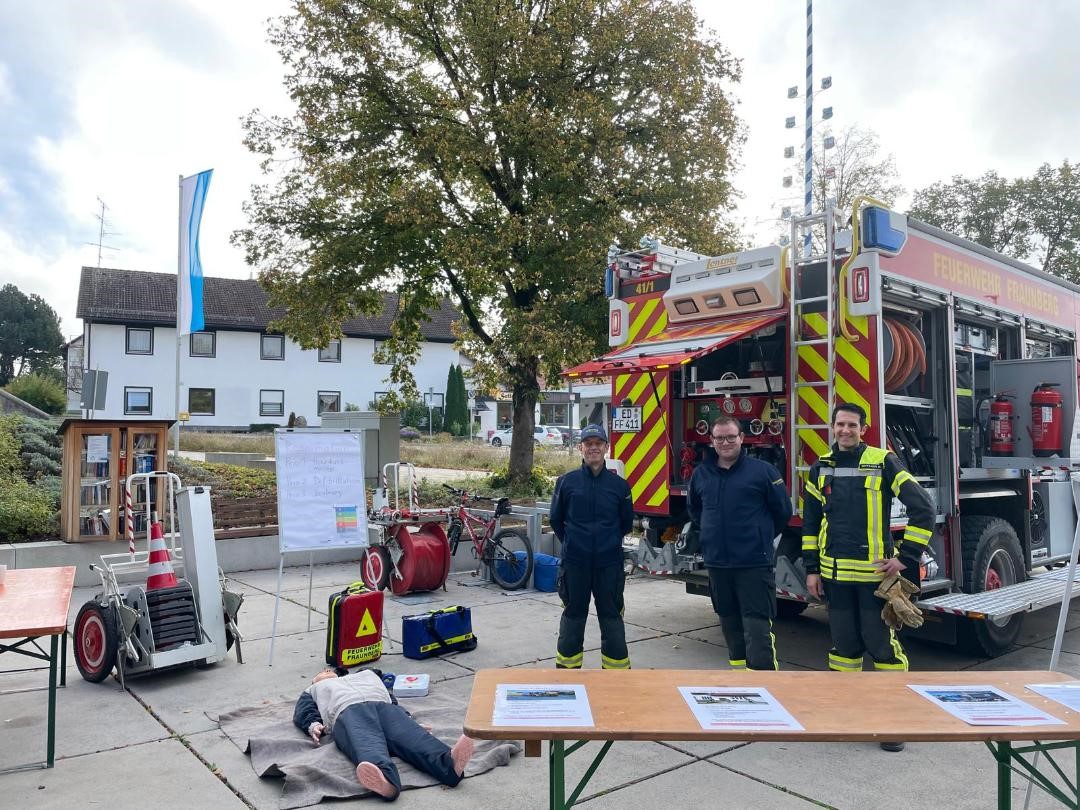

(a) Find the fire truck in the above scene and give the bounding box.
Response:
[565,199,1080,657]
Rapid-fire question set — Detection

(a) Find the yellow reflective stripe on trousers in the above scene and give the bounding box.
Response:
[828,652,863,672]
[728,659,747,670]
[556,651,583,668]
[874,631,909,671]
[601,654,630,670]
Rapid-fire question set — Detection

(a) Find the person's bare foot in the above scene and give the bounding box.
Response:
[450,734,475,777]
[356,762,397,798]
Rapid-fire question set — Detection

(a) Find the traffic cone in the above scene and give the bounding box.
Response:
[146,518,179,590]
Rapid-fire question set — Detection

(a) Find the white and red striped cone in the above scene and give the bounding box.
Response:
[146,519,179,590]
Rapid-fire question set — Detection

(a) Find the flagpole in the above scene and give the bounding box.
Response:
[174,173,183,455]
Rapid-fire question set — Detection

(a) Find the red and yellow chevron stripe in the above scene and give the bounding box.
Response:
[795,311,880,480]
[612,370,671,514]
[624,294,667,345]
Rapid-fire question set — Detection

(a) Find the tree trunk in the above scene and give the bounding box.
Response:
[507,355,540,492]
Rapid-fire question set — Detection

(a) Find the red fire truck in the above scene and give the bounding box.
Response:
[565,199,1080,656]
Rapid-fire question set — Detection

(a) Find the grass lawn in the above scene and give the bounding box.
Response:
[179,431,581,475]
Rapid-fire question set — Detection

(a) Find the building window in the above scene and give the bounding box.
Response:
[373,391,390,406]
[126,327,153,355]
[318,339,341,362]
[190,331,216,357]
[260,389,285,417]
[261,334,285,360]
[189,387,215,415]
[124,386,152,415]
[318,390,341,415]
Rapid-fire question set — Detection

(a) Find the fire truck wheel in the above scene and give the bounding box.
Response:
[959,516,1026,656]
[74,601,119,683]
[361,547,392,591]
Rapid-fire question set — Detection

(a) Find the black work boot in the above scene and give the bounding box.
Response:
[879,741,905,752]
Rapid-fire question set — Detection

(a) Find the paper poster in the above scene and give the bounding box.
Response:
[909,684,1065,726]
[678,686,804,731]
[492,683,595,727]
[274,430,368,551]
[1026,682,1080,714]
[86,435,109,463]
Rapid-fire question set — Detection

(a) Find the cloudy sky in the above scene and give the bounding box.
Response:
[1,0,1077,337]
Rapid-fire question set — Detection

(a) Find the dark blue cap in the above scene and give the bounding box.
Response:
[579,424,609,443]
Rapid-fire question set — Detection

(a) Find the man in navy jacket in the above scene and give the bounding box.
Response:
[550,423,634,670]
[688,416,792,670]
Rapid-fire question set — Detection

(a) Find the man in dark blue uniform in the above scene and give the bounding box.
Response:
[550,423,634,670]
[688,415,792,670]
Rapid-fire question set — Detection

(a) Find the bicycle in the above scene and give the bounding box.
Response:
[442,484,534,590]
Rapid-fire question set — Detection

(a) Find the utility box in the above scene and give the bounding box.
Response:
[319,412,400,486]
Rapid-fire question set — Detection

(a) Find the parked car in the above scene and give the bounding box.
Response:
[557,427,582,447]
[489,425,563,447]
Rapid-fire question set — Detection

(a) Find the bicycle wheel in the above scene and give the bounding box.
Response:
[446,519,463,556]
[484,528,534,590]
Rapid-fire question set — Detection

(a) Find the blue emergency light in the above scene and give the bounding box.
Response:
[861,206,908,255]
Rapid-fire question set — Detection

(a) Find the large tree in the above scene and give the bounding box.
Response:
[779,125,902,247]
[0,285,64,386]
[234,0,742,488]
[909,161,1080,282]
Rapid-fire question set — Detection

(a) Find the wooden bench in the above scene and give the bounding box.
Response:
[465,668,1080,810]
[211,496,278,539]
[0,566,75,772]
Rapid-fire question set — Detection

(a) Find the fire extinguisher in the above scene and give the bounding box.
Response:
[988,392,1015,456]
[1031,382,1064,457]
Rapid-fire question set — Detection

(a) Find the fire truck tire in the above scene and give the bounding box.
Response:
[74,601,119,683]
[959,516,1026,656]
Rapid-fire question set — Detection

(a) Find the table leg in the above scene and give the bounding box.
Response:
[997,741,1012,810]
[47,633,58,768]
[550,739,565,810]
[60,629,67,688]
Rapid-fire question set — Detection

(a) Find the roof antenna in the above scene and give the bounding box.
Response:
[85,196,120,267]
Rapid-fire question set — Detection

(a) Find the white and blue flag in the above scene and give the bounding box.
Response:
[178,169,213,335]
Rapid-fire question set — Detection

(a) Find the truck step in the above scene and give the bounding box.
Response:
[917,568,1080,622]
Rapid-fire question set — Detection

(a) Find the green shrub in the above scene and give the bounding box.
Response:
[23,451,61,478]
[17,432,62,462]
[0,417,20,478]
[4,373,66,415]
[485,461,556,499]
[248,423,279,433]
[0,476,57,540]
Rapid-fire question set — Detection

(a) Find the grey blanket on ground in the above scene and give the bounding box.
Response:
[218,691,520,809]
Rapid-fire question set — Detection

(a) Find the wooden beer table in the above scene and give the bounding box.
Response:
[0,566,75,772]
[465,668,1080,810]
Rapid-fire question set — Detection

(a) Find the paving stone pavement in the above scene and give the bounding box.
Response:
[2,563,1079,809]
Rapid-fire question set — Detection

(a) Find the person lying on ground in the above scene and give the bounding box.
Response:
[292,666,475,801]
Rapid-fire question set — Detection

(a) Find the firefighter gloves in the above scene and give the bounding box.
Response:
[875,573,924,630]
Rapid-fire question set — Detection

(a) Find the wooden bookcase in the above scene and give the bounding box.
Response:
[59,419,171,543]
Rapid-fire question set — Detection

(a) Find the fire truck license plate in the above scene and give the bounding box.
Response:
[612,407,642,432]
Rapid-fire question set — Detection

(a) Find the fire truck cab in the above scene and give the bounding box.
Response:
[565,200,1080,657]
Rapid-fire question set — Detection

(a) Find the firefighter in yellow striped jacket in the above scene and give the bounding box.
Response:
[802,403,934,690]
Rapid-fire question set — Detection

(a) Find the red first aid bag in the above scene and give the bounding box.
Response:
[326,582,384,667]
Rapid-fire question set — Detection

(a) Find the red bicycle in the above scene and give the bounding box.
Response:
[442,484,534,590]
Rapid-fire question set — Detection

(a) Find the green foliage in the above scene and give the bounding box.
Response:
[442,364,470,436]
[0,476,56,540]
[0,284,64,386]
[399,400,428,429]
[4,372,67,414]
[248,423,279,433]
[235,0,743,489]
[485,461,557,499]
[0,415,63,541]
[909,161,1080,282]
[344,402,361,411]
[200,462,277,498]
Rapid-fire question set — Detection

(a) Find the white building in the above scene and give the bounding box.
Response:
[74,267,468,429]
